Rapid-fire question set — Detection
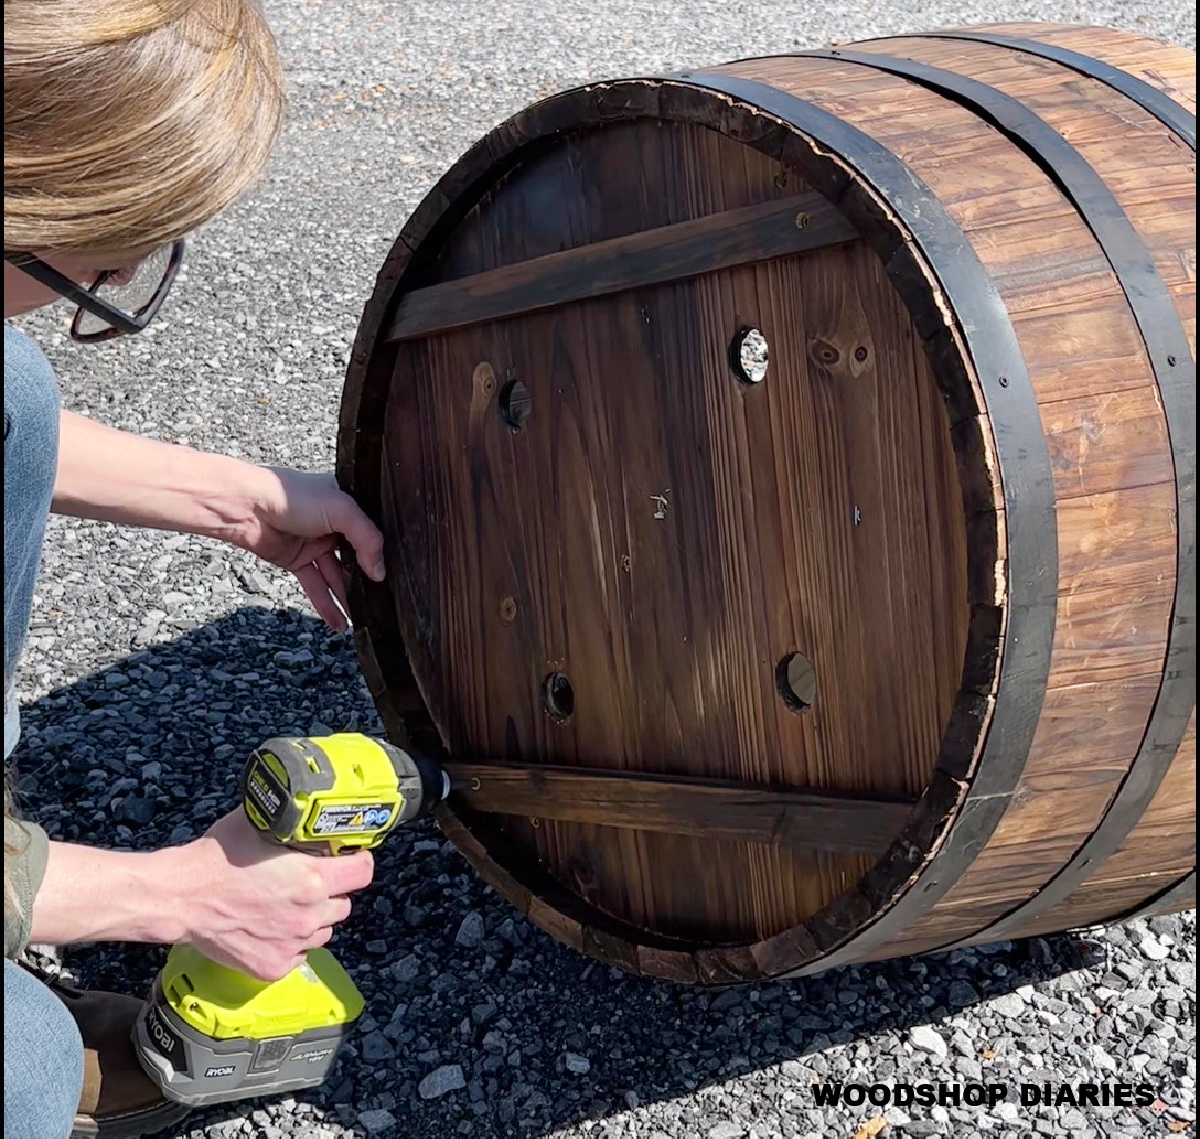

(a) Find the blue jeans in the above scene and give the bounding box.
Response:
[3,328,78,1137]
[4,324,61,761]
[3,960,84,1139]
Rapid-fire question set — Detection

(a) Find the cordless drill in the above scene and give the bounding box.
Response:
[133,733,450,1107]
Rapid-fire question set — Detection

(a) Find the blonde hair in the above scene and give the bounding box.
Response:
[3,0,285,258]
[3,0,283,913]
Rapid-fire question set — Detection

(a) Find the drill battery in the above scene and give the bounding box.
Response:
[134,943,363,1106]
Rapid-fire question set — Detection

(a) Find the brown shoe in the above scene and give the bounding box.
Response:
[17,962,193,1139]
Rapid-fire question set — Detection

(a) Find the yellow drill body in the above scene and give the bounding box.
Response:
[133,733,449,1107]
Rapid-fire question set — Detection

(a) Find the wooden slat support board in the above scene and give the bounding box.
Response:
[385,192,859,341]
[442,761,916,857]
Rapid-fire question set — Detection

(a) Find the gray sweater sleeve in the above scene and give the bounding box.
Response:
[4,815,49,958]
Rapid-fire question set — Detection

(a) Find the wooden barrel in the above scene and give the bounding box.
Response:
[337,23,1196,982]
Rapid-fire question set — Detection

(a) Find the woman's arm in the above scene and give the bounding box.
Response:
[53,409,277,541]
[29,840,191,946]
[52,410,386,629]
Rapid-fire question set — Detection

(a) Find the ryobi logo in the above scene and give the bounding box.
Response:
[147,1009,177,1055]
[205,1065,237,1079]
[145,1005,189,1074]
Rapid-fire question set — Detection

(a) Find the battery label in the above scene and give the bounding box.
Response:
[311,803,393,835]
[245,766,283,819]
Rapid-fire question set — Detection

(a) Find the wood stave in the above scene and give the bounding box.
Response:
[956,24,1197,938]
[796,29,1195,956]
[783,34,1196,957]
[897,29,1196,144]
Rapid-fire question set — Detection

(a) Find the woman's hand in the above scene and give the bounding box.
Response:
[232,467,386,632]
[30,810,373,968]
[180,809,375,981]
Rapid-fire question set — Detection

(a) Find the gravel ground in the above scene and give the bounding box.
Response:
[7,1,1196,1137]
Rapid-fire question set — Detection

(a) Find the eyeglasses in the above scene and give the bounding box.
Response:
[4,240,185,343]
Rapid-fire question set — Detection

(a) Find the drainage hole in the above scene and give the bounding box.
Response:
[543,671,575,722]
[499,379,532,430]
[775,651,817,713]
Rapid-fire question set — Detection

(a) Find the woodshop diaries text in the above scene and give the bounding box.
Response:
[812,1082,1159,1108]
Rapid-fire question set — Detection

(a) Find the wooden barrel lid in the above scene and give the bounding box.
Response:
[340,83,996,982]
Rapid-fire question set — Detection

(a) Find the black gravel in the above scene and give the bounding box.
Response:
[7,0,1196,1136]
